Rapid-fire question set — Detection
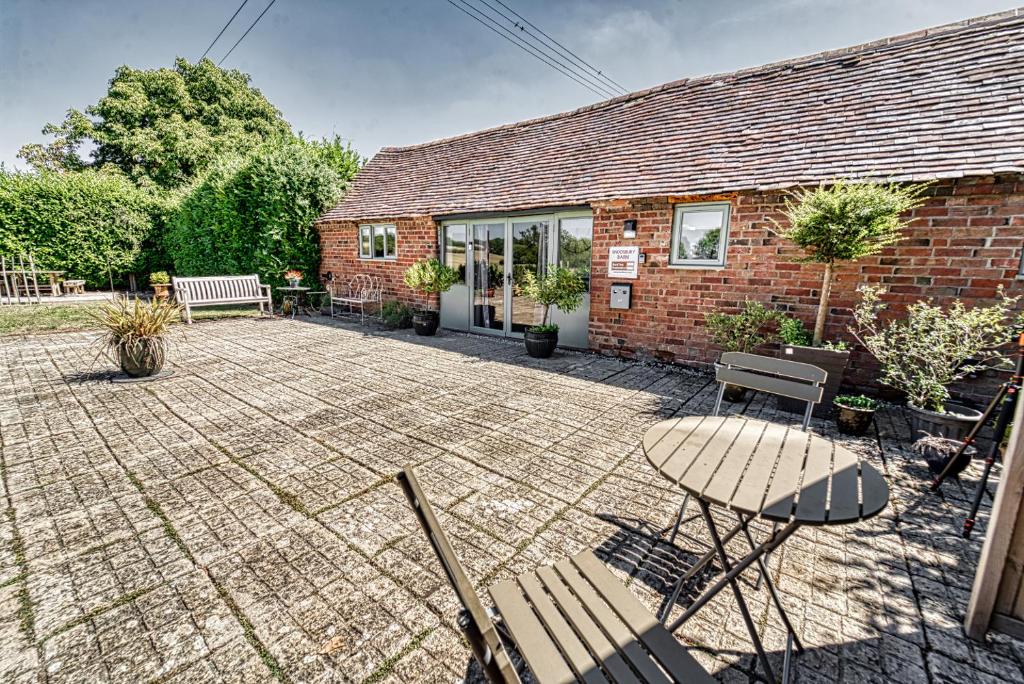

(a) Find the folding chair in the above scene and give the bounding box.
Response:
[397,466,715,684]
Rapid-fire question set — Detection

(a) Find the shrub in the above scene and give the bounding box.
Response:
[167,140,354,288]
[516,267,586,331]
[775,179,928,345]
[93,296,180,365]
[777,316,813,347]
[403,259,459,306]
[834,395,879,410]
[851,285,1022,412]
[0,170,160,287]
[380,300,413,328]
[704,300,779,354]
[149,271,170,285]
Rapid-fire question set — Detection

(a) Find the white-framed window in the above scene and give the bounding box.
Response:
[670,202,731,268]
[359,224,396,260]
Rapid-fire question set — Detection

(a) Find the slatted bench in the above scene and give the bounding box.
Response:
[172,275,272,324]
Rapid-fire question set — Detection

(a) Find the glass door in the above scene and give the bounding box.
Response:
[471,222,506,333]
[509,218,550,334]
[549,214,593,348]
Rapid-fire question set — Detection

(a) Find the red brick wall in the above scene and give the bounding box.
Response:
[318,174,1024,397]
[589,174,1024,395]
[317,216,439,310]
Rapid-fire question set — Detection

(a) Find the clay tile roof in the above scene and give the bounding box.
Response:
[320,9,1024,222]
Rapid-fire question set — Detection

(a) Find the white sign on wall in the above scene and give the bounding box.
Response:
[607,246,640,279]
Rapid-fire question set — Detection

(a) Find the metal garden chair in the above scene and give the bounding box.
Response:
[329,274,383,323]
[397,466,715,684]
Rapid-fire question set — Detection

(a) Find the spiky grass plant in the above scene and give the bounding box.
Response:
[92,296,180,370]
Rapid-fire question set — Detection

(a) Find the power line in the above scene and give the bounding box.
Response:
[491,0,629,95]
[446,0,617,99]
[199,0,250,61]
[218,0,278,66]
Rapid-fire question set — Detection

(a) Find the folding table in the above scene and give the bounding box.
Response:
[643,415,889,683]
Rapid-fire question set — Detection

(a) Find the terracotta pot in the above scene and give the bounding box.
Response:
[152,283,171,301]
[524,329,558,358]
[118,338,165,378]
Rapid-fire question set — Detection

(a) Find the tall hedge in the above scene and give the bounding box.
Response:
[167,140,348,288]
[0,170,159,287]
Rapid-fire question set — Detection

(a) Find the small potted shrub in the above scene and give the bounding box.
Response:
[851,284,1021,441]
[94,296,180,378]
[704,300,779,402]
[773,179,927,416]
[284,269,303,288]
[381,300,413,329]
[404,258,459,336]
[517,267,586,358]
[833,395,879,436]
[149,271,171,301]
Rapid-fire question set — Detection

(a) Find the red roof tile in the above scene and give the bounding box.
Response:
[321,9,1024,221]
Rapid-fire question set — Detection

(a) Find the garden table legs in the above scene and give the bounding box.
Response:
[667,500,803,683]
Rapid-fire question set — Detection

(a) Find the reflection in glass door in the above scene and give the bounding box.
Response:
[510,219,549,333]
[471,223,505,331]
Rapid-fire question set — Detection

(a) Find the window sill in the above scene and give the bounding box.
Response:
[666,263,727,271]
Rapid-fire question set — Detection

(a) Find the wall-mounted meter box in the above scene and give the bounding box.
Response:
[610,283,631,310]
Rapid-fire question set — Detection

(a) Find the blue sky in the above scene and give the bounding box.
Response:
[0,0,1015,168]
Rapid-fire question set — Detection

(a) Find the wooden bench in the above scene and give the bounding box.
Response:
[63,279,85,295]
[397,466,715,684]
[172,275,272,324]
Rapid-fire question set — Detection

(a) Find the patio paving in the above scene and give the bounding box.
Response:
[1,315,1023,683]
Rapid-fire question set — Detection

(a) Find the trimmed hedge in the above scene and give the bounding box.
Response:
[0,170,159,287]
[166,141,344,289]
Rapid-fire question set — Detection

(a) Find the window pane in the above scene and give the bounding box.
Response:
[444,225,467,283]
[373,226,385,258]
[385,226,396,258]
[360,227,371,257]
[559,217,592,293]
[675,208,726,263]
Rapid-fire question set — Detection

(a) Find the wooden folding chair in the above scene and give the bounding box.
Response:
[397,466,715,684]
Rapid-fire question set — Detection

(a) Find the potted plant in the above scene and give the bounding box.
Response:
[833,395,879,436]
[284,269,303,288]
[517,267,586,358]
[149,271,171,301]
[704,300,780,402]
[404,258,459,336]
[851,284,1021,441]
[773,179,927,416]
[912,434,977,476]
[94,296,180,378]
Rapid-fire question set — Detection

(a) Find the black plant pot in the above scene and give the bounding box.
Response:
[907,403,983,441]
[524,329,558,358]
[118,339,165,378]
[722,383,748,403]
[835,404,875,436]
[413,311,440,336]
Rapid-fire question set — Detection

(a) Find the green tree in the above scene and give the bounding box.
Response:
[18,58,290,189]
[166,139,355,287]
[775,179,928,345]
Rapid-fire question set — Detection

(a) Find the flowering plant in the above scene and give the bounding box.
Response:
[284,269,302,281]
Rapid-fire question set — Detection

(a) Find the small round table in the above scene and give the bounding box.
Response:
[644,415,889,683]
[275,286,313,319]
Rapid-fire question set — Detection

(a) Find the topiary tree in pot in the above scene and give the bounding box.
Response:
[851,284,1022,441]
[704,300,780,401]
[403,258,459,336]
[773,178,928,415]
[517,267,586,358]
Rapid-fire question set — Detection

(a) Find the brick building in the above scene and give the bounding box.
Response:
[317,10,1024,389]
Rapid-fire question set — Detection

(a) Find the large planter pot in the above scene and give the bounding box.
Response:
[152,283,171,301]
[524,329,558,358]
[777,345,851,418]
[118,338,165,378]
[413,310,440,336]
[835,404,876,436]
[907,402,983,441]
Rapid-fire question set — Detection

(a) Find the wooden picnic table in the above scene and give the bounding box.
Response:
[643,414,890,683]
[3,270,65,296]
